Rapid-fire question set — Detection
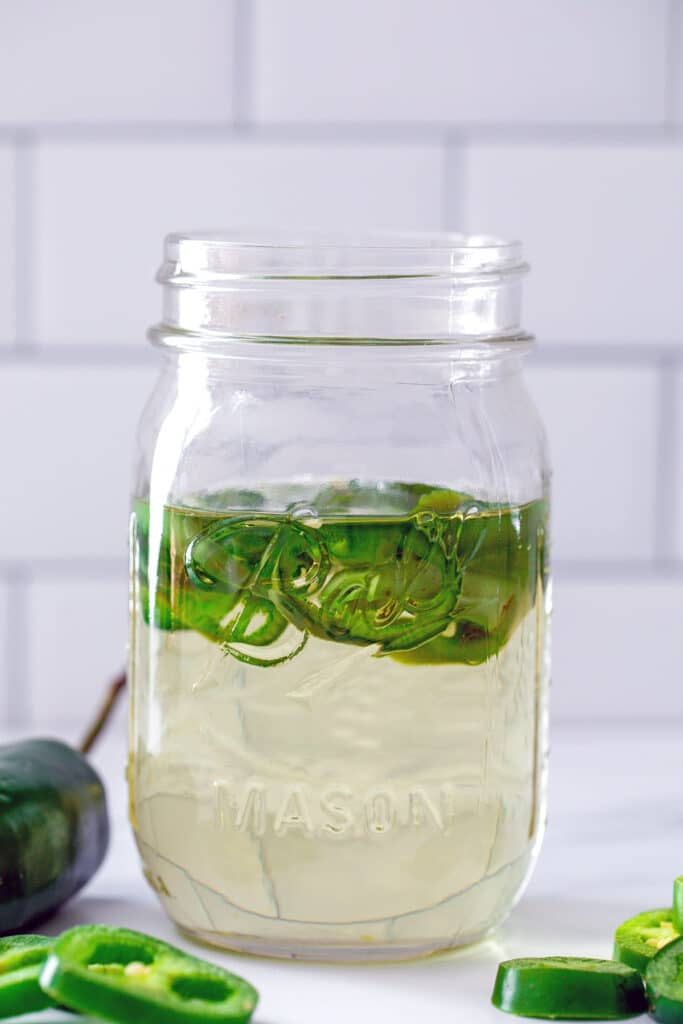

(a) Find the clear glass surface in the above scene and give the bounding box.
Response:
[129,232,551,961]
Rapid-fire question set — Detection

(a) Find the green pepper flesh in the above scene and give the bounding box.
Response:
[673,880,683,934]
[134,480,547,669]
[0,935,55,1018]
[646,935,683,1023]
[492,956,647,1020]
[40,925,258,1024]
[613,908,679,973]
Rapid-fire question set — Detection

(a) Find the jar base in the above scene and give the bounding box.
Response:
[137,836,538,965]
[177,924,491,964]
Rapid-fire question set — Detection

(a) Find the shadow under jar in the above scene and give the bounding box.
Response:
[128,231,551,962]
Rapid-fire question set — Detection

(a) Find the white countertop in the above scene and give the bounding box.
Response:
[8,718,678,1024]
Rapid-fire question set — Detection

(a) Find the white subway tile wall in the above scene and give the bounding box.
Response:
[0,1,681,725]
[34,141,445,344]
[673,3,683,122]
[0,366,156,560]
[464,143,683,343]
[252,0,669,125]
[0,144,15,344]
[552,578,683,720]
[26,576,127,728]
[677,368,683,558]
[525,365,660,562]
[0,582,8,722]
[0,1,236,124]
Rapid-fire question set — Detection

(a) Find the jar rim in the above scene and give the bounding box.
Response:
[160,229,528,280]
[155,228,530,344]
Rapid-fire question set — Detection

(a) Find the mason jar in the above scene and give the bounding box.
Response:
[129,231,551,961]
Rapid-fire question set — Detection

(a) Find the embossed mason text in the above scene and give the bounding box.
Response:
[212,778,472,838]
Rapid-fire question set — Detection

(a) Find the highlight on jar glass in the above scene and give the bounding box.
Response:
[128,230,551,962]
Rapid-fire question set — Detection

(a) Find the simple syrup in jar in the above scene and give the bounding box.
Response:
[128,232,551,960]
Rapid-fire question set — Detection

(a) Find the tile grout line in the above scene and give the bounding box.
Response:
[530,345,683,367]
[653,354,679,563]
[13,131,35,346]
[673,358,681,557]
[665,0,682,122]
[3,121,683,145]
[553,559,683,581]
[552,713,683,730]
[232,0,253,127]
[0,344,158,366]
[0,559,126,578]
[439,142,450,230]
[440,139,467,231]
[3,566,32,727]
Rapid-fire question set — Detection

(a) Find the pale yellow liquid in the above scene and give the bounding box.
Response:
[129,597,547,960]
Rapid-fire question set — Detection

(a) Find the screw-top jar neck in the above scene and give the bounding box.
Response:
[151,230,531,350]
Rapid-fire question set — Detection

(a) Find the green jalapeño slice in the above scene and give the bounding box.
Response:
[673,878,683,933]
[647,935,683,1024]
[40,925,258,1024]
[492,957,647,1020]
[0,935,55,1019]
[133,480,547,668]
[613,909,679,973]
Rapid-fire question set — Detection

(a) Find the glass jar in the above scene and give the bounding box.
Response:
[129,231,550,962]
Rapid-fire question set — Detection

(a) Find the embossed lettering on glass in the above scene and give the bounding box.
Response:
[129,231,551,961]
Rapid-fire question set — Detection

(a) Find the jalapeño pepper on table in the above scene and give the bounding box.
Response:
[40,925,259,1024]
[492,957,647,1020]
[673,878,683,933]
[0,739,109,934]
[0,935,55,1018]
[613,908,679,973]
[646,935,683,1023]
